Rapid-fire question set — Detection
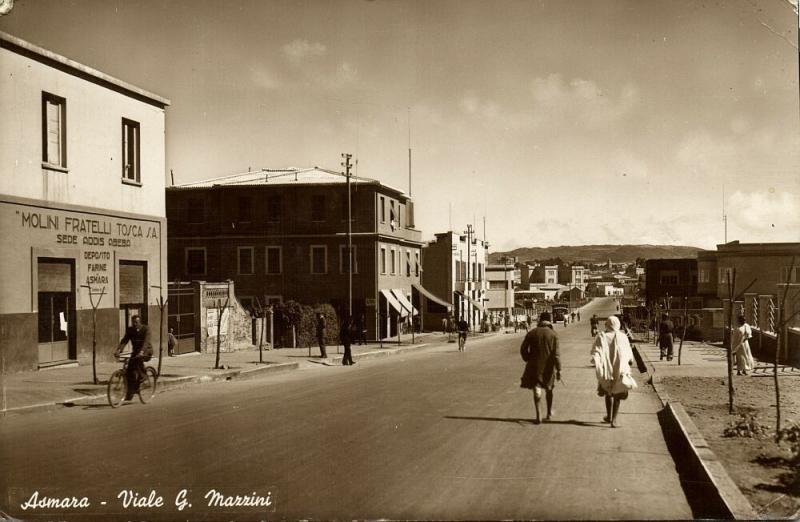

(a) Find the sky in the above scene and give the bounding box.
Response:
[2,0,799,251]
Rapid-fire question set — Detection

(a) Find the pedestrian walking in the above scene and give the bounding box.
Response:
[658,314,674,361]
[519,312,561,424]
[577,311,581,322]
[357,314,367,345]
[316,313,327,358]
[590,314,599,337]
[590,316,637,428]
[732,315,755,375]
[563,315,568,328]
[340,316,357,366]
[167,327,177,357]
[570,312,576,323]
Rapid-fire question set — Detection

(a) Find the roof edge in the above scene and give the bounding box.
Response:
[1,30,170,108]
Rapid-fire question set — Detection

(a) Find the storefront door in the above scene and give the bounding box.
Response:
[37,259,75,365]
[119,261,147,333]
[168,283,197,354]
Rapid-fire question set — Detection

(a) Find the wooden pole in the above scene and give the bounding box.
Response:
[678,294,688,365]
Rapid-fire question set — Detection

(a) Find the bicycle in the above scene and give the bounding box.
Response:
[457,331,467,352]
[107,354,158,408]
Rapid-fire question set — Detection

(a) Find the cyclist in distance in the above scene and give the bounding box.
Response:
[457,317,469,351]
[115,315,153,401]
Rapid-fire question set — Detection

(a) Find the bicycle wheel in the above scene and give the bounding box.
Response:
[138,366,158,404]
[107,370,127,408]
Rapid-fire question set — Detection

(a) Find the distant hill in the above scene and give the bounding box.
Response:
[488,244,704,265]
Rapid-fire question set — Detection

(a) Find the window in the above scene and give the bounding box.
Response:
[42,92,66,168]
[718,267,733,284]
[659,270,679,285]
[380,247,387,274]
[390,200,397,230]
[490,281,507,290]
[339,245,358,274]
[187,197,205,224]
[186,248,206,276]
[237,196,252,223]
[415,252,420,277]
[238,247,254,275]
[310,246,327,274]
[780,266,799,283]
[239,296,254,312]
[407,200,415,228]
[406,251,411,277]
[122,118,140,184]
[267,195,282,223]
[390,248,396,275]
[311,195,326,222]
[698,269,710,283]
[379,196,386,223]
[266,246,282,274]
[477,263,483,282]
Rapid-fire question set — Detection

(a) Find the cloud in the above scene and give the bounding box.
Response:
[727,190,800,238]
[529,74,639,129]
[282,39,327,61]
[250,66,280,90]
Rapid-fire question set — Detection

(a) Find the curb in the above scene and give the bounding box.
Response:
[635,343,758,520]
[0,361,300,416]
[326,342,431,365]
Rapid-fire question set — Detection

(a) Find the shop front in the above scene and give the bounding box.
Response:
[0,196,167,373]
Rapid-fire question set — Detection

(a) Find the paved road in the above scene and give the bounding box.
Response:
[0,298,692,520]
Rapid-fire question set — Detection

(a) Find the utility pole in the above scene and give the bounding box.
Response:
[342,153,354,318]
[465,224,474,330]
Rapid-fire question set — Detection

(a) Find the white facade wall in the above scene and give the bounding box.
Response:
[0,39,167,217]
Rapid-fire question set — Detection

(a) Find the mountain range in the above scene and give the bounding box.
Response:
[488,244,704,265]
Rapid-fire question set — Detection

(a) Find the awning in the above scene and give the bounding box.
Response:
[412,282,452,310]
[455,290,484,310]
[380,288,408,317]
[391,288,419,316]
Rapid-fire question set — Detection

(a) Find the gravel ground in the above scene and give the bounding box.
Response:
[661,373,800,519]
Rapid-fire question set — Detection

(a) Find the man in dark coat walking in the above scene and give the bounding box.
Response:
[340,316,357,366]
[520,312,561,424]
[316,313,327,358]
[658,313,675,361]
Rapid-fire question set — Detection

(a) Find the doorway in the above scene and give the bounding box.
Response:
[37,258,76,365]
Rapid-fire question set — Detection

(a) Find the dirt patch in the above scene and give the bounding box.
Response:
[661,374,800,519]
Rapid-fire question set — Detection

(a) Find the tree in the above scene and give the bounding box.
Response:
[274,300,305,348]
[773,257,800,435]
[724,269,756,415]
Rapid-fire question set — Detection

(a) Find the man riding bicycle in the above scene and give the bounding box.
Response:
[115,315,153,401]
[457,318,469,351]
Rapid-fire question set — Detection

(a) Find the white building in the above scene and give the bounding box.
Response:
[0,31,169,372]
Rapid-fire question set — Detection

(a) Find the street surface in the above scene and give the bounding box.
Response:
[0,298,692,520]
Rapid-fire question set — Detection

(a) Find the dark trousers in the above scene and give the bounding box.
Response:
[342,342,354,365]
[318,336,327,358]
[126,357,144,398]
[659,334,674,358]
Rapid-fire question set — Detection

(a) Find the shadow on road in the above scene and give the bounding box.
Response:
[444,415,603,428]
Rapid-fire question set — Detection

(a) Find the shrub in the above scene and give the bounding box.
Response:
[777,421,800,463]
[723,413,770,439]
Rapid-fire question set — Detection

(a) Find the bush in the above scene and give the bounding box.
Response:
[777,421,800,463]
[273,300,340,348]
[723,413,770,439]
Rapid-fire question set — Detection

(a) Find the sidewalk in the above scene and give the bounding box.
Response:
[0,330,502,416]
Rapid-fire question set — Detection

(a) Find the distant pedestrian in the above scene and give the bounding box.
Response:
[590,314,599,337]
[571,312,576,323]
[340,316,356,366]
[519,312,561,424]
[658,314,674,361]
[563,315,568,328]
[316,313,327,358]
[591,316,637,428]
[357,315,367,345]
[732,315,755,375]
[526,315,532,331]
[577,311,581,322]
[167,327,177,357]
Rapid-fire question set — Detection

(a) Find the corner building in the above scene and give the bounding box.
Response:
[166,168,424,340]
[0,32,169,372]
